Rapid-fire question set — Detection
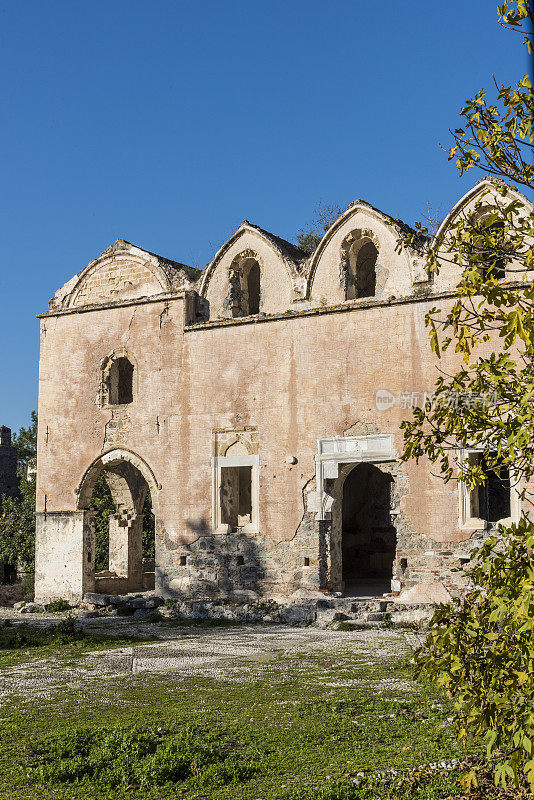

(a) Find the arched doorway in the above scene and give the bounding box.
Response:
[341,462,396,595]
[77,450,159,595]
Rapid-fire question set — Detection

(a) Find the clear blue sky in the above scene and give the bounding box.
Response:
[0,1,529,432]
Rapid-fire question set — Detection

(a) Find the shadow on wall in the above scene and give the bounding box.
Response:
[163,516,268,598]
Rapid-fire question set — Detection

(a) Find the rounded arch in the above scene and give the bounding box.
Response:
[225,248,264,317]
[308,202,412,302]
[67,251,172,309]
[339,228,381,300]
[199,223,296,300]
[100,349,138,407]
[432,179,533,246]
[76,448,161,513]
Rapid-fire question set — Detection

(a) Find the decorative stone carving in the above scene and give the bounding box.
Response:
[314,434,396,521]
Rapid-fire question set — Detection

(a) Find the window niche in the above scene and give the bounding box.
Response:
[101,351,136,407]
[340,231,379,301]
[459,450,519,528]
[244,259,261,315]
[212,429,259,534]
[222,252,262,318]
[482,220,507,281]
[472,209,508,281]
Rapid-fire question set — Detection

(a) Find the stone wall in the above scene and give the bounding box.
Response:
[0,426,18,500]
[0,426,19,583]
[35,180,531,604]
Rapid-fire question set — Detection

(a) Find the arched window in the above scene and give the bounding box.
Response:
[102,352,136,406]
[109,357,134,404]
[223,254,262,318]
[482,220,506,281]
[354,240,378,298]
[341,233,379,301]
[246,260,261,314]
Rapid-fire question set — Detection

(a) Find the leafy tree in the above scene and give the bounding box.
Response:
[295,201,343,254]
[90,476,155,571]
[0,411,37,576]
[11,410,37,473]
[0,475,35,571]
[399,1,534,791]
[90,475,114,572]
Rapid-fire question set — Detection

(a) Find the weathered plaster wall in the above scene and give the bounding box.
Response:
[202,229,296,318]
[37,179,532,603]
[309,206,415,306]
[36,287,469,602]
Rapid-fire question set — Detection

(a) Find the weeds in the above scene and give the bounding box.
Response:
[0,619,81,649]
[45,598,72,613]
[26,723,259,791]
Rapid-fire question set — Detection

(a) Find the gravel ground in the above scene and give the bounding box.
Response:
[0,613,421,707]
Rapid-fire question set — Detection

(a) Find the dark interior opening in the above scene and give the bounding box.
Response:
[481,220,506,281]
[355,241,378,298]
[246,261,261,314]
[472,455,511,523]
[109,357,134,405]
[341,463,396,592]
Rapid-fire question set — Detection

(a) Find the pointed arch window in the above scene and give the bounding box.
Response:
[340,232,379,301]
[224,253,263,318]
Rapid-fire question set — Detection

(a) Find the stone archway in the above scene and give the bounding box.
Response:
[77,449,160,595]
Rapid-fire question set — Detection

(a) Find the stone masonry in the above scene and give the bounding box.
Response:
[33,180,533,605]
[0,426,19,583]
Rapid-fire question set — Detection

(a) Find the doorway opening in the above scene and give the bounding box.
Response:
[81,457,156,594]
[341,462,396,596]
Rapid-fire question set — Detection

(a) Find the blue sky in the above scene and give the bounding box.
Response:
[0,1,529,432]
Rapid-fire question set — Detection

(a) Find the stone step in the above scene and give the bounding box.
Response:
[365,611,388,622]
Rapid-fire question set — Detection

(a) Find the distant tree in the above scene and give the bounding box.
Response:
[295,201,343,254]
[0,410,37,574]
[11,410,37,474]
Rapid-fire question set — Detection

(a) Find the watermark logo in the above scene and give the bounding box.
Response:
[375,389,396,412]
[375,388,499,411]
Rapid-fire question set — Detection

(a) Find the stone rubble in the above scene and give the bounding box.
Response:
[11,591,436,629]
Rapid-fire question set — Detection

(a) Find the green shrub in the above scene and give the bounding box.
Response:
[0,623,67,650]
[336,621,359,631]
[26,723,260,790]
[45,599,71,613]
[415,518,534,792]
[52,616,82,645]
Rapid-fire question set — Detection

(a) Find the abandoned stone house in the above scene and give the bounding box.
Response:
[34,179,531,606]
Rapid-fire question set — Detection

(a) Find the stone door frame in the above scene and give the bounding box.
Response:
[312,434,397,521]
[307,434,399,593]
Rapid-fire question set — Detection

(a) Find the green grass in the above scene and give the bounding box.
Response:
[0,627,489,800]
[0,618,149,668]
